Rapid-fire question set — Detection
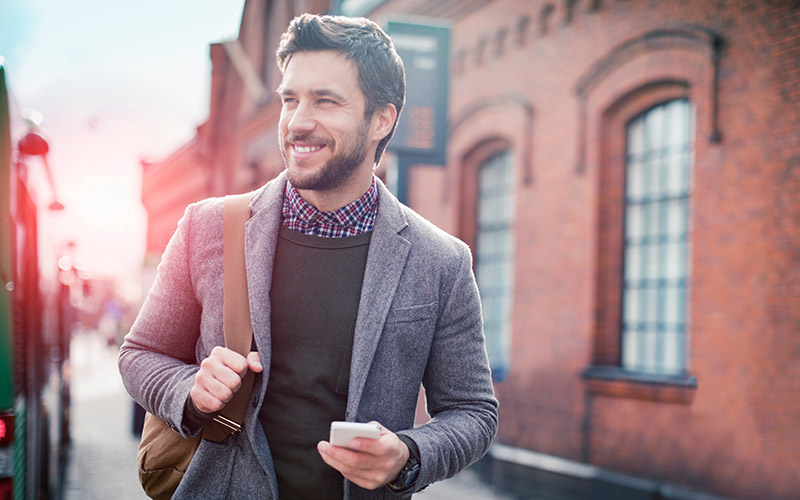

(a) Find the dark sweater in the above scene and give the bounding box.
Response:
[260,226,371,499]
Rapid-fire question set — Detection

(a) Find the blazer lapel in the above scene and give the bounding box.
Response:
[346,180,410,420]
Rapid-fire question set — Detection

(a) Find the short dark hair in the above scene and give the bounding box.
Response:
[276,14,406,165]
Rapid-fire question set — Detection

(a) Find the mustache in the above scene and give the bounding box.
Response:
[285,133,333,146]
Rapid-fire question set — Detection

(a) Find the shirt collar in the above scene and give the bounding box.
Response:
[283,176,378,230]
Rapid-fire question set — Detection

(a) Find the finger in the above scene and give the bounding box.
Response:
[217,348,250,377]
[208,346,249,376]
[350,422,392,455]
[195,368,237,400]
[318,442,385,490]
[323,439,391,471]
[212,363,244,391]
[199,356,242,391]
[318,442,349,474]
[319,441,370,470]
[190,385,224,413]
[348,434,386,454]
[247,351,263,373]
[204,375,236,403]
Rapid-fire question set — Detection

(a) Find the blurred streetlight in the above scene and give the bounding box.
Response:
[17,126,65,211]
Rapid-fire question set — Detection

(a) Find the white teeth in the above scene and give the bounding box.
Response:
[295,145,322,153]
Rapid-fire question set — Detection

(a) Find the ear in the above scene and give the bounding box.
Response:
[370,104,398,142]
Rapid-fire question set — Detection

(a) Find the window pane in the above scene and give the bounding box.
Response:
[477,235,489,259]
[624,287,640,323]
[646,202,660,238]
[645,105,664,151]
[646,241,660,279]
[476,265,488,289]
[642,328,657,372]
[669,100,690,147]
[625,244,642,281]
[628,117,645,159]
[626,204,643,240]
[663,285,682,325]
[644,287,658,324]
[641,156,655,198]
[627,161,644,198]
[650,156,669,198]
[664,241,683,279]
[623,329,639,369]
[666,152,685,195]
[664,199,685,236]
[661,331,678,373]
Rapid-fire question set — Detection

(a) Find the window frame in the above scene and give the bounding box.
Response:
[585,82,697,403]
[459,139,516,383]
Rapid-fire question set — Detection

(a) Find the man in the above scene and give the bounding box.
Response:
[119,14,498,499]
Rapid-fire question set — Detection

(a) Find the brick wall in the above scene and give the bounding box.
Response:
[395,1,800,498]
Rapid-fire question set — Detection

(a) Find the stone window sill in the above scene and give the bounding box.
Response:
[581,365,697,404]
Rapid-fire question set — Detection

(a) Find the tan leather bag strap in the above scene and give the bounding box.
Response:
[203,192,256,442]
[223,192,255,356]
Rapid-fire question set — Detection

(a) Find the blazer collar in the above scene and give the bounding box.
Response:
[249,171,287,216]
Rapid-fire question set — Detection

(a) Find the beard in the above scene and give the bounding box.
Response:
[280,120,370,192]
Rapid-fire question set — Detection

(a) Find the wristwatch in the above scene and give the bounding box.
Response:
[387,454,420,492]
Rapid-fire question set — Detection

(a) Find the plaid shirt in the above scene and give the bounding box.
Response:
[281,177,379,238]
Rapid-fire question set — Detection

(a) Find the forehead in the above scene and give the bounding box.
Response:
[280,50,361,97]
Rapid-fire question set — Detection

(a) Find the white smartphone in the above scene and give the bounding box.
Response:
[329,421,381,448]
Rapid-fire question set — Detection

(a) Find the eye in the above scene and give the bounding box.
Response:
[281,96,298,105]
[318,98,337,105]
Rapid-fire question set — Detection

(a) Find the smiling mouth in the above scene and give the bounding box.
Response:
[293,144,324,153]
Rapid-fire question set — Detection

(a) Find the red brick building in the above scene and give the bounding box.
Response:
[141,1,800,499]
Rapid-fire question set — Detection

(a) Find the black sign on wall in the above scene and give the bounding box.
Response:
[387,20,450,165]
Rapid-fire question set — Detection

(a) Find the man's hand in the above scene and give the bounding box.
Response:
[317,422,409,490]
[190,346,263,414]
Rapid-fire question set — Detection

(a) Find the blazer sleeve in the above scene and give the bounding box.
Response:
[118,202,204,436]
[397,241,499,491]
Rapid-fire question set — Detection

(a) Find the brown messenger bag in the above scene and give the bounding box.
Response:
[136,192,255,499]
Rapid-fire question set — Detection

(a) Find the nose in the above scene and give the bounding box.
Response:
[286,101,316,135]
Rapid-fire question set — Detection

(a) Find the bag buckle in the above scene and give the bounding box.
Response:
[212,415,242,436]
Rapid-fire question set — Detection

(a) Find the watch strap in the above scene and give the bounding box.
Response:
[387,447,421,493]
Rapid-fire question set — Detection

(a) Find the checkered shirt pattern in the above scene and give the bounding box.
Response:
[281,177,378,238]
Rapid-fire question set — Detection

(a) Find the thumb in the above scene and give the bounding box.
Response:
[247,351,263,373]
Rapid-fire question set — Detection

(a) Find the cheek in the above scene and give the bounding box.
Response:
[278,113,291,134]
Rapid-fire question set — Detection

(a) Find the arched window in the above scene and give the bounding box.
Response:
[475,150,515,381]
[621,99,694,375]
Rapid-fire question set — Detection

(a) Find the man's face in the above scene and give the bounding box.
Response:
[278,50,374,192]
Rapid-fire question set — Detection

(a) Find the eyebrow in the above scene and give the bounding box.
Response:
[277,87,347,102]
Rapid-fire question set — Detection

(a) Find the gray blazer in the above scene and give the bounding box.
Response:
[119,173,498,499]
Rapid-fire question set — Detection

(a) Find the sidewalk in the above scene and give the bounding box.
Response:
[63,330,147,500]
[419,464,517,500]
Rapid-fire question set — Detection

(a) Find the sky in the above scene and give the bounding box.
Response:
[0,0,246,287]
